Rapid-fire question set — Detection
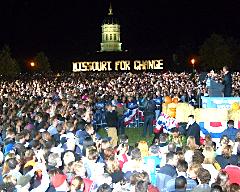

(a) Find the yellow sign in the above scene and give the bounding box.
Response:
[73,59,163,72]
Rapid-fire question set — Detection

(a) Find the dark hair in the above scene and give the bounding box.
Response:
[131,148,141,160]
[228,183,240,192]
[166,152,176,163]
[97,183,112,192]
[82,136,95,157]
[210,184,223,192]
[30,140,40,149]
[168,142,176,153]
[227,120,234,126]
[214,170,229,190]
[188,115,194,118]
[171,127,179,133]
[0,182,16,192]
[197,168,211,184]
[159,133,168,143]
[135,180,148,192]
[176,160,188,172]
[7,158,18,170]
[119,134,129,144]
[192,149,204,164]
[175,176,187,190]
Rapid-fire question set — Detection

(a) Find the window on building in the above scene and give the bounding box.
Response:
[106,34,108,41]
[110,34,112,40]
[114,34,117,41]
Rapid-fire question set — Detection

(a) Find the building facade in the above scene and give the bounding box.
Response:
[100,3,122,52]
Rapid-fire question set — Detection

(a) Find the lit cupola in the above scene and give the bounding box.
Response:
[100,2,122,52]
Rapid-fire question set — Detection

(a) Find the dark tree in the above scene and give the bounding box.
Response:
[0,45,20,77]
[199,34,233,70]
[35,52,51,72]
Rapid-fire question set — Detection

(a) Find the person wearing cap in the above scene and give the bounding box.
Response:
[50,173,69,191]
[16,162,50,192]
[15,174,32,192]
[47,153,63,171]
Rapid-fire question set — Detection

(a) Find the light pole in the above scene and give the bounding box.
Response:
[191,58,195,73]
[30,62,35,67]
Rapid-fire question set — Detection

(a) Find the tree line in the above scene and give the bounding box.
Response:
[0,46,51,77]
[0,33,239,77]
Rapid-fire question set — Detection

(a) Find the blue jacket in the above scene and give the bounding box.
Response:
[156,164,177,192]
[221,127,239,141]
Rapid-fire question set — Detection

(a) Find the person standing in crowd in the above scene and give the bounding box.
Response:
[186,115,201,146]
[105,103,118,148]
[156,152,178,191]
[153,91,163,120]
[166,160,197,192]
[143,94,156,137]
[221,120,240,142]
[115,96,127,135]
[192,168,211,192]
[222,65,232,97]
[174,176,187,192]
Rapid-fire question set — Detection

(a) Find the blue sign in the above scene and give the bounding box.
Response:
[201,97,240,109]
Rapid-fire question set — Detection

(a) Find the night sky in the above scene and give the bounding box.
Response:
[0,0,240,67]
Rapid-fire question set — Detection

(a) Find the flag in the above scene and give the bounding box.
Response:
[156,112,178,132]
[123,108,144,126]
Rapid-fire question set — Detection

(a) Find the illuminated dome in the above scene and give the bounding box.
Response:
[100,3,122,52]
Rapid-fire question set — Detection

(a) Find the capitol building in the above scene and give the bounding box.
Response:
[100,3,122,52]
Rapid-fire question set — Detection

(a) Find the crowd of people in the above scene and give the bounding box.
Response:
[0,71,239,192]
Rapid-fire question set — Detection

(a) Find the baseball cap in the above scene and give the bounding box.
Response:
[17,175,32,187]
[51,174,67,188]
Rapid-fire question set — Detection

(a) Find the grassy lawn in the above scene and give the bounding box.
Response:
[97,127,155,146]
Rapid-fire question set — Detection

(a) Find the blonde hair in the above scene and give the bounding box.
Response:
[138,141,148,158]
[73,160,85,173]
[187,136,198,150]
[189,163,202,175]
[203,146,215,164]
[106,156,120,173]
